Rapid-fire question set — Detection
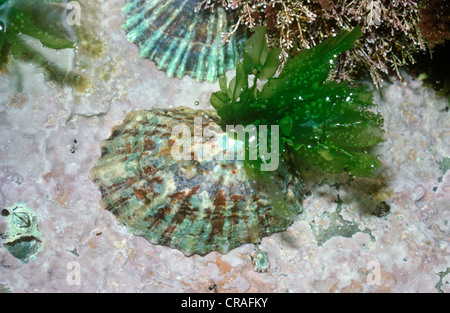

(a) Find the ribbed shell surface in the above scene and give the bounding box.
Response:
[122,0,245,82]
[90,107,303,256]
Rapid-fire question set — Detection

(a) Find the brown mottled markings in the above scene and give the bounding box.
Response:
[188,211,198,223]
[213,190,226,207]
[111,196,130,212]
[158,145,174,156]
[228,194,243,233]
[101,146,108,157]
[159,185,200,245]
[228,201,240,227]
[134,188,147,200]
[122,128,139,136]
[167,117,185,122]
[169,190,186,203]
[261,209,273,235]
[207,189,227,245]
[143,165,157,175]
[143,137,156,150]
[187,185,200,197]
[230,163,237,174]
[121,143,132,154]
[148,176,163,184]
[256,207,266,239]
[91,108,303,255]
[159,132,171,138]
[230,195,246,202]
[107,177,136,194]
[154,206,172,221]
[145,205,172,230]
[101,177,138,212]
[111,129,121,138]
[146,129,162,137]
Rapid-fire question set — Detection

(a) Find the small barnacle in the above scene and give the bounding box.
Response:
[251,248,270,273]
[12,211,30,228]
[1,202,42,263]
[208,282,218,292]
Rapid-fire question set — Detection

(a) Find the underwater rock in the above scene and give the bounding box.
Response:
[122,0,245,82]
[90,107,303,256]
[1,202,42,263]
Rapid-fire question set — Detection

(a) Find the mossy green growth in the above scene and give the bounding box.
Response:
[211,26,384,179]
[0,0,74,68]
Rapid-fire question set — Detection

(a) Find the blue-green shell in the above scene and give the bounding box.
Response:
[122,0,245,82]
[90,107,303,256]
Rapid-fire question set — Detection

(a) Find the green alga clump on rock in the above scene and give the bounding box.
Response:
[211,26,384,181]
[0,0,74,68]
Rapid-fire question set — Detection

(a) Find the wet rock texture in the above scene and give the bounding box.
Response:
[0,0,448,292]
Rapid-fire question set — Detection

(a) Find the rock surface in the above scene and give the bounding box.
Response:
[0,0,448,293]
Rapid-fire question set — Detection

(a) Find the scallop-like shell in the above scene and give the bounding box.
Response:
[90,107,303,256]
[122,0,245,82]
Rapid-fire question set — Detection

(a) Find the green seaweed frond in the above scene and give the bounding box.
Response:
[0,0,74,68]
[211,26,384,180]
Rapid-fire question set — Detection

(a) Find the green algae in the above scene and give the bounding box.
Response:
[437,157,450,173]
[211,26,384,180]
[435,267,450,293]
[0,0,74,68]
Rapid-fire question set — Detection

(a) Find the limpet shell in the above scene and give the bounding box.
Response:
[122,0,245,82]
[90,107,303,256]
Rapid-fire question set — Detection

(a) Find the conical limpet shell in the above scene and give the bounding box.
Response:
[122,0,245,82]
[90,107,303,256]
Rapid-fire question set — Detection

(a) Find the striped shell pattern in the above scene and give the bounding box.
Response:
[122,0,245,82]
[90,107,303,256]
